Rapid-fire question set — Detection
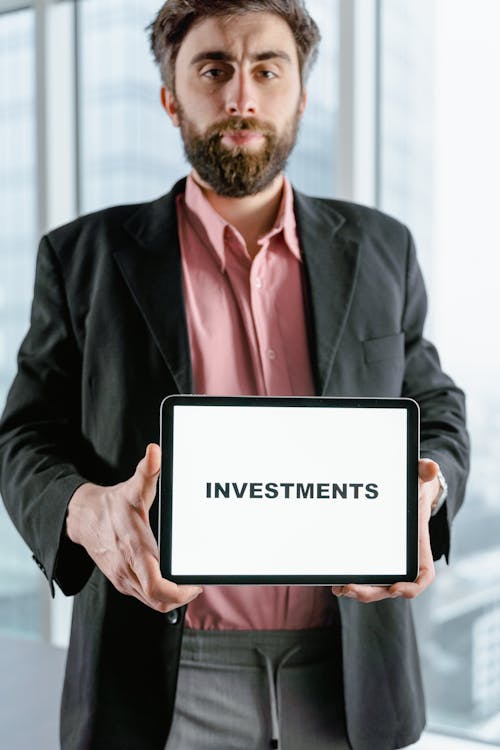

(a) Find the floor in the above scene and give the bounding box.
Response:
[0,634,66,749]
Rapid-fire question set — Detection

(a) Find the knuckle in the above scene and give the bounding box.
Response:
[114,579,128,595]
[144,582,164,602]
[114,570,129,592]
[142,583,156,600]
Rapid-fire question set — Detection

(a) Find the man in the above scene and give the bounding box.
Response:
[0,1,469,749]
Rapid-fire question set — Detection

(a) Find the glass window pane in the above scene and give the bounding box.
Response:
[379,1,500,745]
[379,0,436,278]
[0,8,41,639]
[78,0,338,211]
[287,0,339,197]
[79,0,185,211]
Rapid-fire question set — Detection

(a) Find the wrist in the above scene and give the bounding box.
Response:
[431,468,448,514]
[66,482,101,545]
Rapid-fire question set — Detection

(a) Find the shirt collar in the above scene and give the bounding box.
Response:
[183,172,302,271]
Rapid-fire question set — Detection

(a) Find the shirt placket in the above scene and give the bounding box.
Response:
[250,244,293,396]
[224,229,267,395]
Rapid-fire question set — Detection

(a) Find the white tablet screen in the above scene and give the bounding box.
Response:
[168,403,410,578]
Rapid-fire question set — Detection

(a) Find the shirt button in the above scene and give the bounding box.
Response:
[267,349,276,360]
[166,609,179,625]
[255,278,262,289]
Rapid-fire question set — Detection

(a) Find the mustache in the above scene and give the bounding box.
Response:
[204,117,275,138]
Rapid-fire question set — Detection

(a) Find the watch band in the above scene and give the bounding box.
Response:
[431,467,448,514]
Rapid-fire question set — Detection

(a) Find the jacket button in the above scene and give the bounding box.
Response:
[166,609,179,625]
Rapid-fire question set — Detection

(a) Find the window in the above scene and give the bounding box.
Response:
[78,0,186,211]
[379,1,500,744]
[0,7,40,638]
[287,0,339,197]
[1,3,497,746]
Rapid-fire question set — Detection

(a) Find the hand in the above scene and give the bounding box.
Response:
[66,443,203,612]
[331,458,440,604]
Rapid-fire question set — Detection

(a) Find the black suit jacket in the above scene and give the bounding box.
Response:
[0,178,469,750]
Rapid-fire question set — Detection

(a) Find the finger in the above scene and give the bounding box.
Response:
[131,443,162,510]
[390,502,435,598]
[111,552,183,608]
[121,574,192,614]
[341,584,394,603]
[390,562,435,599]
[126,570,201,613]
[389,561,434,599]
[418,458,439,484]
[131,547,202,608]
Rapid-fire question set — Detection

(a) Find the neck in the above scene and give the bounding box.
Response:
[191,170,285,260]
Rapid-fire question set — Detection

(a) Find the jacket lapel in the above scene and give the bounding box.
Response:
[294,190,361,395]
[114,178,193,394]
[114,179,361,398]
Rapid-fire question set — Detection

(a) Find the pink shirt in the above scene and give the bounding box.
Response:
[176,173,338,630]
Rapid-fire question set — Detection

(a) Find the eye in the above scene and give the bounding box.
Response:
[256,69,278,81]
[201,67,230,81]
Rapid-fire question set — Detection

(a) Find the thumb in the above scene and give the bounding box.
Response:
[133,443,162,510]
[418,458,439,484]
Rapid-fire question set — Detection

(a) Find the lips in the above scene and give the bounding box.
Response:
[221,132,265,146]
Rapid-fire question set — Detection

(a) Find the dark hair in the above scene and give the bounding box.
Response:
[148,0,320,92]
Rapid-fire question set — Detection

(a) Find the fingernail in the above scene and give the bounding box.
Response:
[391,592,402,598]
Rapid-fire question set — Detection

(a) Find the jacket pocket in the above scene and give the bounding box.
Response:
[362,333,404,364]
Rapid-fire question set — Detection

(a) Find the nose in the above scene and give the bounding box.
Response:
[225,69,257,117]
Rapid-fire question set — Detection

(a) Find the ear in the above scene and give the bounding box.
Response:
[298,88,307,117]
[160,86,180,127]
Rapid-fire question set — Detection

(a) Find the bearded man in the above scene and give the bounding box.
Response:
[0,1,469,749]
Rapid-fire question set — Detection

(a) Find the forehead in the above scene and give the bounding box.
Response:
[176,12,300,67]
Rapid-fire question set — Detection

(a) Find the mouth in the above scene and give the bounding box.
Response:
[220,131,265,147]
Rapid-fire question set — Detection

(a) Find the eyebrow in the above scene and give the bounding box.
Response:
[190,50,292,65]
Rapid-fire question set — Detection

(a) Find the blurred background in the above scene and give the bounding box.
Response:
[0,1,499,747]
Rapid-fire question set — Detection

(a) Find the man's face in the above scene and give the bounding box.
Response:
[161,12,307,197]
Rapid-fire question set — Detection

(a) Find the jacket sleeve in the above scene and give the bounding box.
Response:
[401,228,470,563]
[0,235,95,597]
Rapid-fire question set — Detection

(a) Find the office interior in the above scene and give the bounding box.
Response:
[0,1,499,748]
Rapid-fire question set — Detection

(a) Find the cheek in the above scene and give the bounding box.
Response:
[263,87,302,115]
[184,90,223,120]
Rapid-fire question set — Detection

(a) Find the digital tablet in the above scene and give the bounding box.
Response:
[159,395,419,585]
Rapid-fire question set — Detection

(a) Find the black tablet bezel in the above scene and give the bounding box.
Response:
[159,395,419,585]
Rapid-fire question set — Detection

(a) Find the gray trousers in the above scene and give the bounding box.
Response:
[165,626,352,750]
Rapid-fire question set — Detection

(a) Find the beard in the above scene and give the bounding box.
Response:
[177,107,301,198]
